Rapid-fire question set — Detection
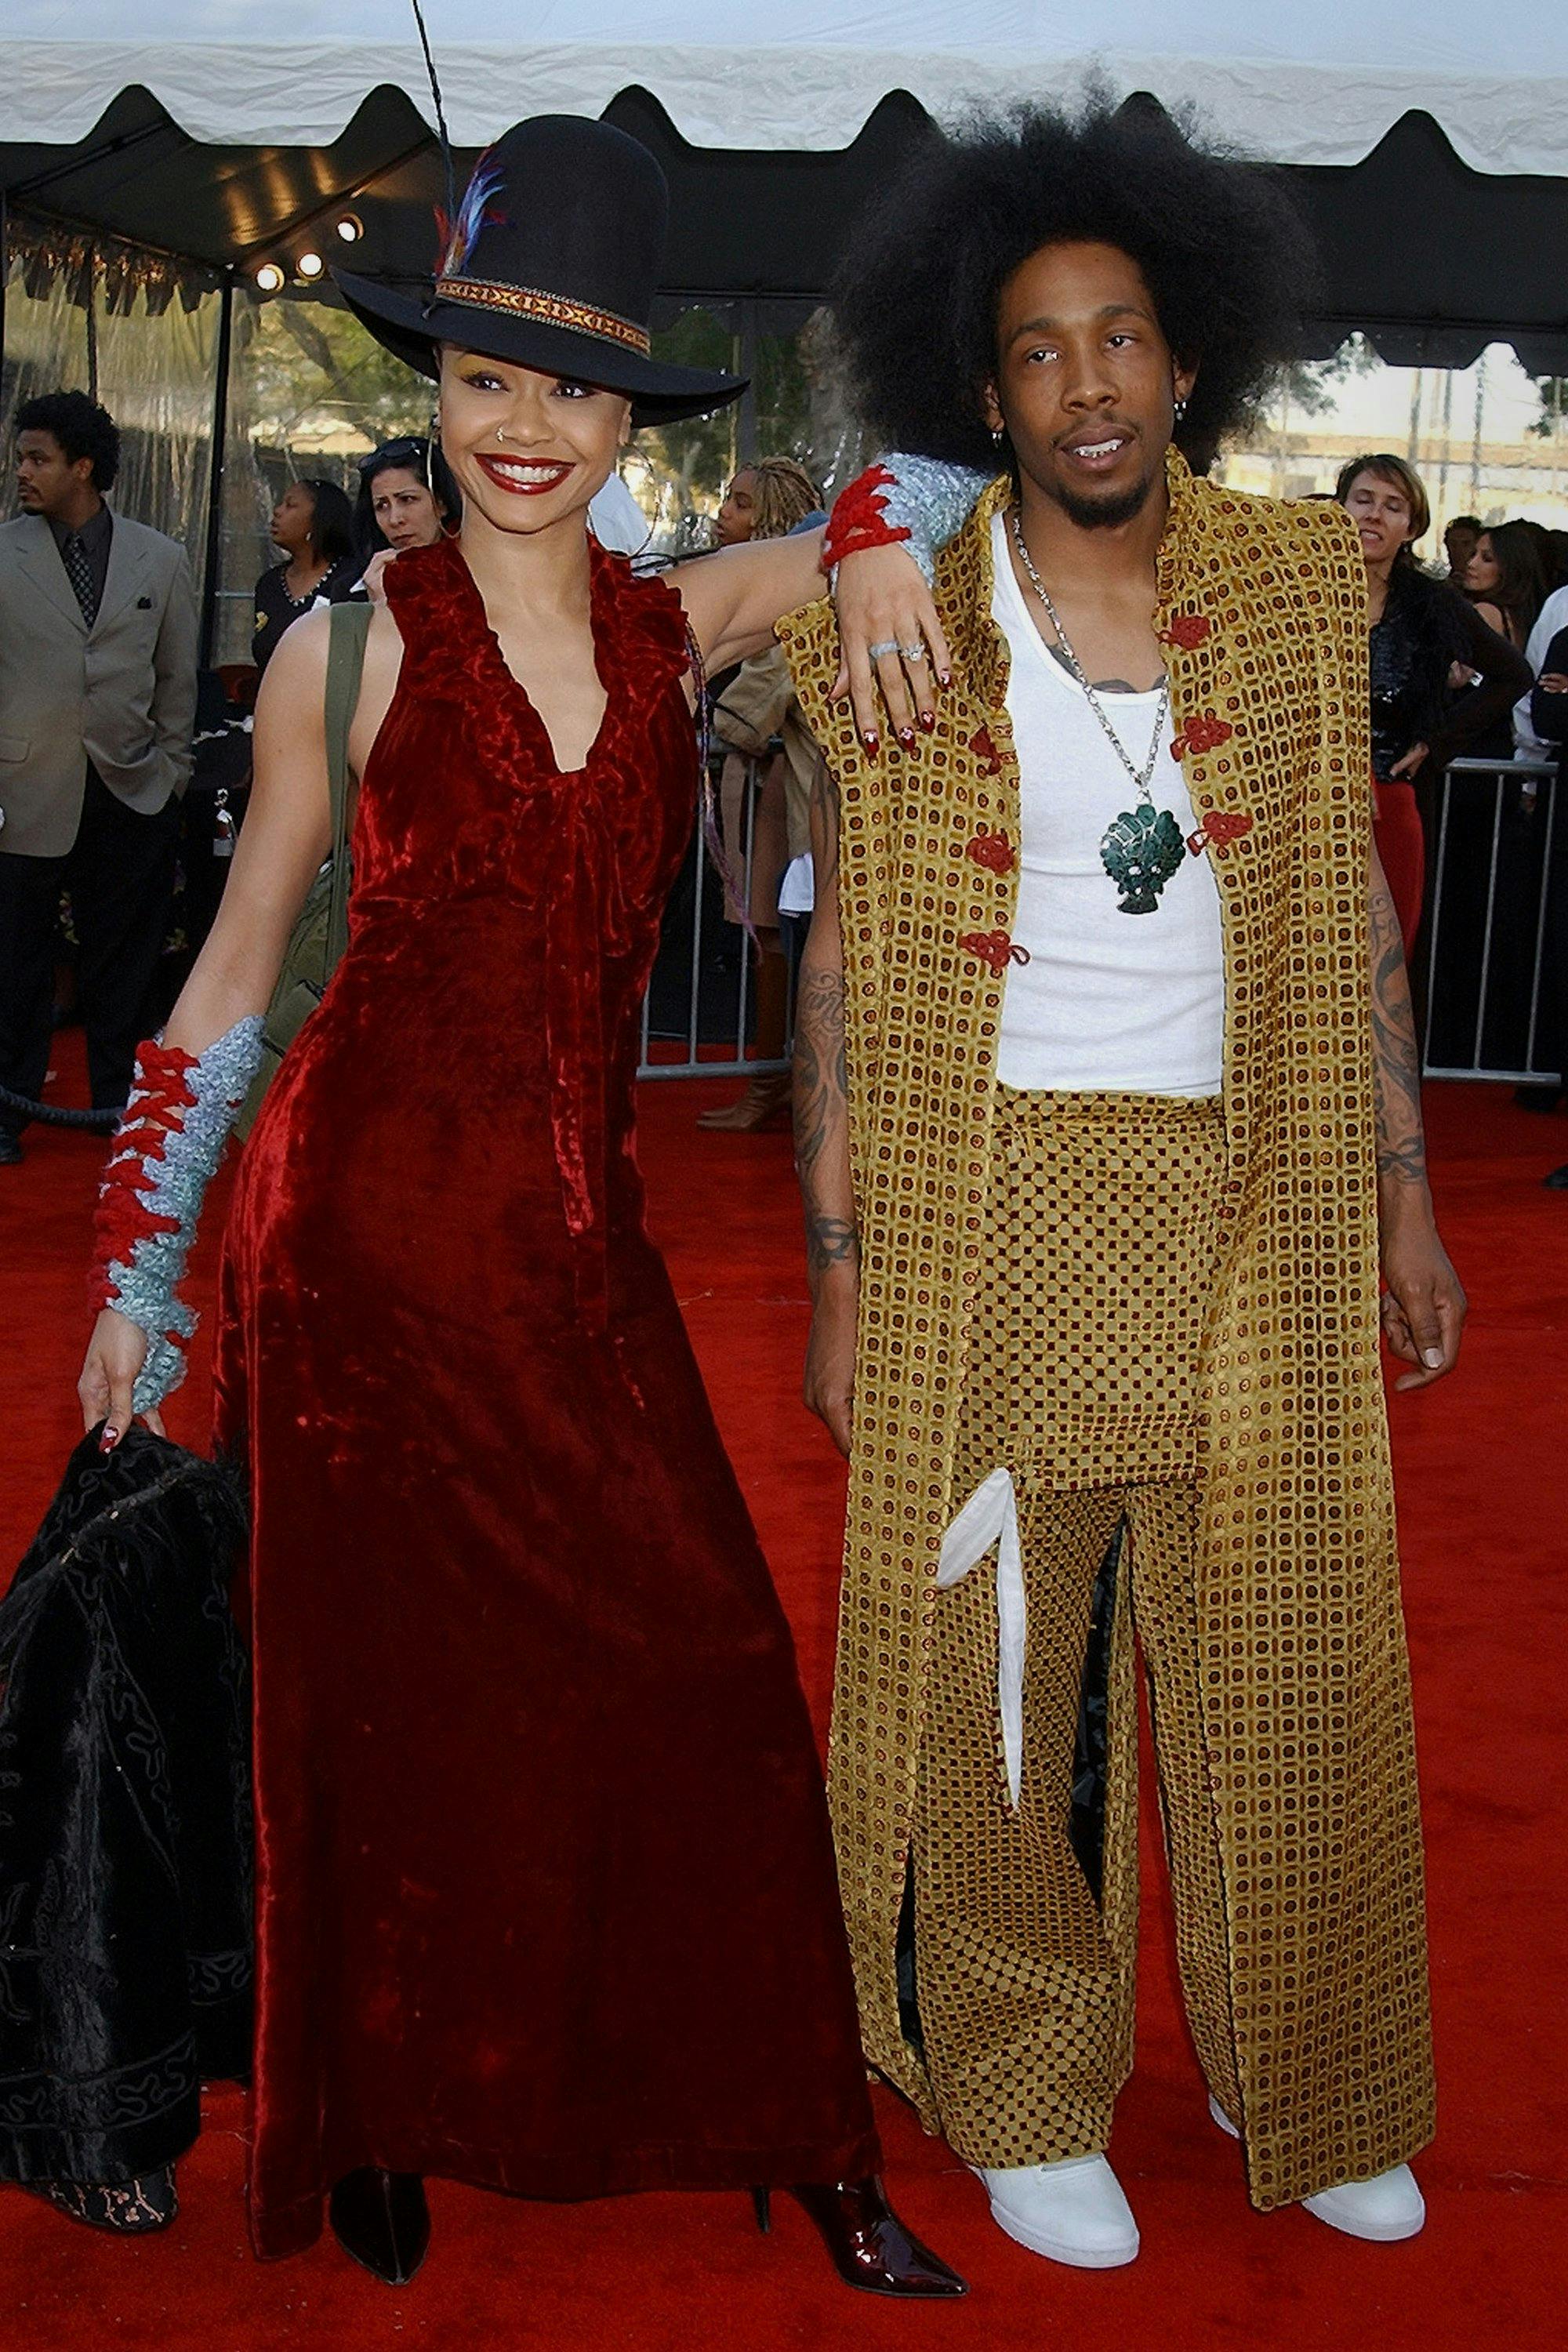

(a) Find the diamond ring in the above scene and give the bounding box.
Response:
[869,640,899,660]
[900,641,927,662]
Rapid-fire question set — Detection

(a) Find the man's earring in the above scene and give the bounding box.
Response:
[1174,394,1189,423]
[991,425,1005,447]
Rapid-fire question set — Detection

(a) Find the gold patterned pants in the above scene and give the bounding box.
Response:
[911,1087,1243,2167]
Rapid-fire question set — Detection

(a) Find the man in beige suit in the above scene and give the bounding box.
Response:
[0,390,197,1162]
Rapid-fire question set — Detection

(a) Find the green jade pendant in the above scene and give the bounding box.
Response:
[1099,803,1187,915]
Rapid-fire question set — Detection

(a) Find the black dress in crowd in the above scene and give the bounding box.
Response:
[1372,568,1533,1062]
[1529,630,1568,1091]
[251,554,359,673]
[1369,564,1528,783]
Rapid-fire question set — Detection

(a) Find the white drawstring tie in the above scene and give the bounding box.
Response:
[936,1466,1027,1806]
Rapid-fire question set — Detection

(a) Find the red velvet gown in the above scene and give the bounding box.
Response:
[212,536,877,2259]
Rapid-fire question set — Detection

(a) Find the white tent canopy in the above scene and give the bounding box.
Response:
[11,2,1568,176]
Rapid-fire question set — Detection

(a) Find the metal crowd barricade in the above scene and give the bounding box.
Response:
[636,751,1563,1088]
[1421,757,1559,1085]
[637,752,792,1081]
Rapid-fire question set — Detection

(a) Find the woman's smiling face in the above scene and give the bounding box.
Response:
[437,347,630,537]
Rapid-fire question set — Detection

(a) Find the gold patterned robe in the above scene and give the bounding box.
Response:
[780,453,1434,2209]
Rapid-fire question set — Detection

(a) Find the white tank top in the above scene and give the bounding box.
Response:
[990,512,1225,1097]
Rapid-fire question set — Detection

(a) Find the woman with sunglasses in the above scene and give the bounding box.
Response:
[74,119,960,2300]
[351,435,461,601]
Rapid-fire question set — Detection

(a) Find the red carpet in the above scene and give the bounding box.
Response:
[1,1048,1564,2349]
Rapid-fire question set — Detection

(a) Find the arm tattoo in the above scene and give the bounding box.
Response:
[1369,857,1428,1188]
[793,965,848,1182]
[806,1214,860,1273]
[793,962,859,1281]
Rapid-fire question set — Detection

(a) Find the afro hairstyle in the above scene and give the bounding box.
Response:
[16,389,122,492]
[829,91,1319,475]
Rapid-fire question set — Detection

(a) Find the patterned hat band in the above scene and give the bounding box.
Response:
[433,276,652,359]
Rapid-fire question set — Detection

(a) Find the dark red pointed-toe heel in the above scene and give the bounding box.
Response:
[752,2175,967,2298]
[328,2167,430,2285]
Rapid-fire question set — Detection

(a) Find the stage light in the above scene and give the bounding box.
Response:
[336,215,363,243]
[296,251,325,281]
[255,260,285,293]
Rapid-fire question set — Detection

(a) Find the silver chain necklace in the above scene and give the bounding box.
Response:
[1008,506,1168,802]
[1007,506,1186,916]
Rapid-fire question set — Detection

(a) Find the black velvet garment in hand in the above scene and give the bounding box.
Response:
[0,1427,251,2187]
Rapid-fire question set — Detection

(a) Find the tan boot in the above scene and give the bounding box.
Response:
[696,1069,793,1131]
[697,951,792,1130]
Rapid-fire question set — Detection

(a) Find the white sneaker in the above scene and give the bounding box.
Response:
[1302,2169,1425,2242]
[969,2154,1139,2269]
[1207,2091,1425,2241]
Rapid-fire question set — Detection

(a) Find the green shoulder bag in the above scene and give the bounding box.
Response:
[237,601,372,1140]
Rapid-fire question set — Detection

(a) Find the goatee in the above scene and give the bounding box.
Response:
[1049,463,1160,532]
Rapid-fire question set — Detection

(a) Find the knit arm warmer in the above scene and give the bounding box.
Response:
[822,454,993,586]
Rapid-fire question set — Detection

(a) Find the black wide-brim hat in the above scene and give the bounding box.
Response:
[336,115,744,428]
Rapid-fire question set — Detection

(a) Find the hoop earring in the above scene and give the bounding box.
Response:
[425,414,441,491]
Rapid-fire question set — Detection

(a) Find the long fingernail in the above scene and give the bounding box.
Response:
[918,710,935,732]
[100,1425,119,1453]
[937,670,952,689]
[862,731,879,756]
[898,727,916,753]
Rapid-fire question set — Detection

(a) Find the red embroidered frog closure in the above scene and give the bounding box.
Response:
[1160,613,1211,649]
[1186,809,1255,856]
[960,930,1030,975]
[1171,713,1236,760]
[966,827,1015,874]
[968,726,1004,776]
